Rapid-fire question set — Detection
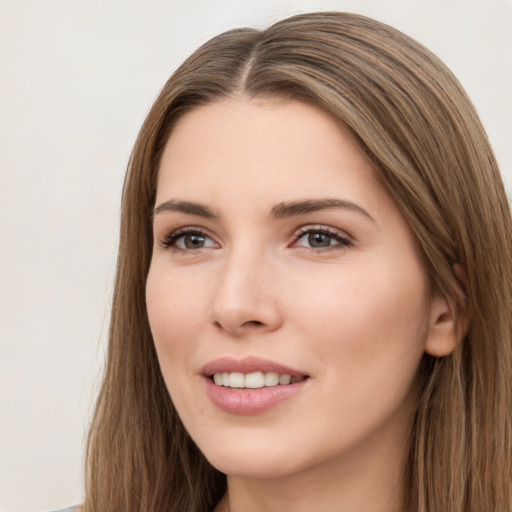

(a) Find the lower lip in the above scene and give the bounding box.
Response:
[203,377,308,415]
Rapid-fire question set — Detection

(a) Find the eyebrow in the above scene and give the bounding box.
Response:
[270,198,375,222]
[153,199,218,218]
[152,197,374,222]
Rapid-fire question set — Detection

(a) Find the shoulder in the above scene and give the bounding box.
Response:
[49,507,79,512]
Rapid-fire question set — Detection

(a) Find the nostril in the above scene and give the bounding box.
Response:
[243,320,264,327]
[212,318,266,335]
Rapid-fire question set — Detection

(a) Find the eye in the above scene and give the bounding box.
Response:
[294,226,352,251]
[161,228,218,251]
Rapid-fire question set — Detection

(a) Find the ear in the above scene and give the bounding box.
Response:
[425,265,470,358]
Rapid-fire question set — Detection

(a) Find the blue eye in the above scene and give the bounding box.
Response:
[162,228,217,250]
[295,227,352,250]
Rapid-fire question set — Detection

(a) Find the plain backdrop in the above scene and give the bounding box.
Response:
[1,1,511,510]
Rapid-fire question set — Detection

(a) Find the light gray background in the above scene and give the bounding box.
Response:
[1,1,511,510]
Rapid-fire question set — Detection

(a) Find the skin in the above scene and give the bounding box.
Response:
[146,97,458,512]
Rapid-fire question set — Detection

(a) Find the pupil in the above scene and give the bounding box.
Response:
[308,233,330,247]
[185,234,205,249]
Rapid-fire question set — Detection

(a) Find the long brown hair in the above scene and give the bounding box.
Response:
[83,12,512,512]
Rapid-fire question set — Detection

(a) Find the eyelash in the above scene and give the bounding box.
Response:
[160,227,213,251]
[159,225,353,253]
[294,226,353,252]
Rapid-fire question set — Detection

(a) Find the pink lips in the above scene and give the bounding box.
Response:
[202,356,305,377]
[201,356,309,415]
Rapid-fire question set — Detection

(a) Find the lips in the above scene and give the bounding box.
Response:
[202,355,307,377]
[201,356,310,414]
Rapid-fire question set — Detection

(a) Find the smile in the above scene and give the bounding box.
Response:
[212,371,305,388]
[202,356,310,414]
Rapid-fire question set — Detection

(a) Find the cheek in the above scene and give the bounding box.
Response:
[146,267,212,423]
[280,266,430,453]
[285,261,430,382]
[146,266,208,370]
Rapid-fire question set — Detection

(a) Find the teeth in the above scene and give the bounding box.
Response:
[229,372,244,388]
[245,371,265,388]
[264,372,279,387]
[279,374,291,385]
[212,371,304,388]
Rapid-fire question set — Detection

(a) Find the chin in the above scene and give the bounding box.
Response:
[194,432,306,479]
[207,453,300,479]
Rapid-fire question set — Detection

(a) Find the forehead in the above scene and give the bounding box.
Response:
[156,97,384,212]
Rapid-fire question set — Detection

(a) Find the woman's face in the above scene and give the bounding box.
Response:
[146,97,452,479]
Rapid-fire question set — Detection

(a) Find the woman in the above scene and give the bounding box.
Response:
[80,11,512,512]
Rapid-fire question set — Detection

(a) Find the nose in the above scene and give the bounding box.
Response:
[209,247,283,336]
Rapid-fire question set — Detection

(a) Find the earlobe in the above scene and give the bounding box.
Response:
[425,265,470,358]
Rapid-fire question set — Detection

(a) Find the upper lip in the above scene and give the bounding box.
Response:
[202,356,308,377]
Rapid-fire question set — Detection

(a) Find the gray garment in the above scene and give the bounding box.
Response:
[51,507,78,512]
